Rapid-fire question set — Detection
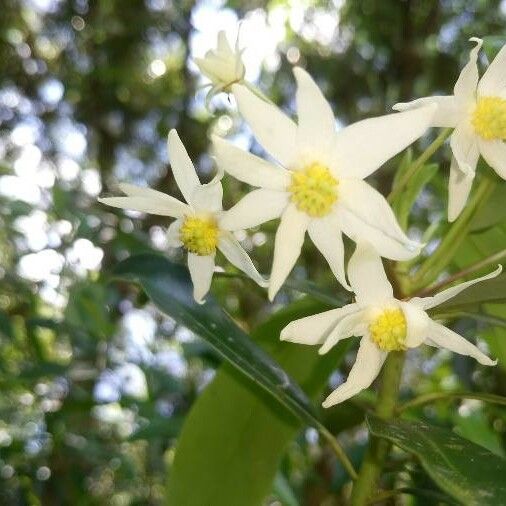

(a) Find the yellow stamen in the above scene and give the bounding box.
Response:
[289,163,338,218]
[471,96,506,140]
[369,308,407,351]
[179,216,219,255]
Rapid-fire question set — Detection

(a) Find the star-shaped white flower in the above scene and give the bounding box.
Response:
[281,243,500,407]
[194,30,245,104]
[213,67,435,300]
[98,129,266,303]
[394,38,506,221]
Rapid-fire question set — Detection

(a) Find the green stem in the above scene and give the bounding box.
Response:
[319,427,358,480]
[388,128,452,203]
[411,173,496,290]
[350,351,406,505]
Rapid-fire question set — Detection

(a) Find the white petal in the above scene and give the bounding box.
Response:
[98,195,188,218]
[232,83,298,167]
[346,242,393,305]
[453,38,482,103]
[293,67,336,156]
[167,129,200,203]
[280,304,359,345]
[414,265,502,310]
[450,123,480,177]
[426,322,496,366]
[212,136,290,190]
[319,309,367,355]
[218,232,267,287]
[448,155,476,222]
[478,43,506,96]
[393,96,461,127]
[188,253,215,304]
[268,204,310,301]
[322,337,387,407]
[217,30,233,54]
[339,179,420,260]
[307,216,350,290]
[400,301,431,348]
[190,180,223,213]
[478,139,506,179]
[331,105,435,179]
[218,189,288,231]
[167,219,183,247]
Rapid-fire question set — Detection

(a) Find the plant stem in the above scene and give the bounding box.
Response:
[388,128,452,203]
[319,427,358,480]
[411,173,496,290]
[396,391,506,413]
[350,351,406,505]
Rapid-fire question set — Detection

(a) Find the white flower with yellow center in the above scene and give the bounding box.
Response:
[394,38,506,221]
[194,30,245,103]
[213,67,435,300]
[281,243,500,407]
[98,129,265,303]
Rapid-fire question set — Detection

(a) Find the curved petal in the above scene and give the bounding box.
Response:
[217,30,233,54]
[448,155,476,222]
[167,129,201,203]
[167,219,183,247]
[188,253,215,304]
[98,195,188,218]
[307,216,350,290]
[232,83,298,167]
[322,337,387,408]
[212,136,290,190]
[218,189,288,231]
[218,232,267,287]
[319,309,367,355]
[478,43,506,96]
[393,96,461,127]
[268,204,310,301]
[190,180,223,213]
[280,303,359,345]
[450,123,480,177]
[478,138,506,179]
[293,67,336,156]
[414,265,502,310]
[347,242,393,306]
[400,301,431,348]
[339,179,420,260]
[426,322,496,366]
[454,38,482,104]
[331,105,435,179]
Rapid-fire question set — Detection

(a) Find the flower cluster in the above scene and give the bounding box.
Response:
[99,32,503,407]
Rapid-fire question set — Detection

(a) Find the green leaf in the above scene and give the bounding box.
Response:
[166,298,351,506]
[470,182,506,232]
[367,415,506,505]
[112,253,323,428]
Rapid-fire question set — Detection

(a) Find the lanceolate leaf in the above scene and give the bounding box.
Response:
[112,253,323,429]
[368,415,506,506]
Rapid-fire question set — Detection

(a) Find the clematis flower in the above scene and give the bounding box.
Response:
[394,38,506,221]
[194,30,245,104]
[281,242,500,407]
[213,67,435,300]
[98,129,266,303]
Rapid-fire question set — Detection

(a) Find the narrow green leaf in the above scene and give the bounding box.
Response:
[166,298,351,506]
[367,415,506,505]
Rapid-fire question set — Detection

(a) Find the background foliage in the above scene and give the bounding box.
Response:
[0,0,505,504]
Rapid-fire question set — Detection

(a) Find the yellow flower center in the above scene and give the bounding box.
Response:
[369,308,407,352]
[471,96,506,140]
[179,216,219,255]
[289,163,338,218]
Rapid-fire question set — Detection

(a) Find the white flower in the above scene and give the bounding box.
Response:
[281,242,500,408]
[98,129,266,303]
[394,38,506,221]
[213,67,435,300]
[194,30,245,104]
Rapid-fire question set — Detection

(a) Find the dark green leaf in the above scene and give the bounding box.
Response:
[367,415,506,505]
